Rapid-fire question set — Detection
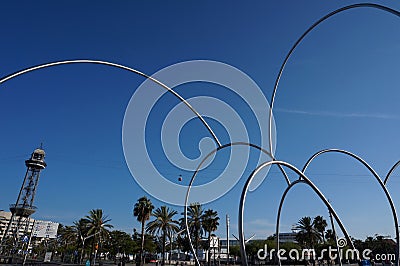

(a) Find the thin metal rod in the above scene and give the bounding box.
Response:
[0,59,222,148]
[226,214,229,264]
[184,142,289,266]
[268,3,400,160]
[384,160,400,185]
[240,160,357,266]
[0,167,30,254]
[276,180,352,266]
[328,201,342,266]
[301,148,400,265]
[22,219,35,265]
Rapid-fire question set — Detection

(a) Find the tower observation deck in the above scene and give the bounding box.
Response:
[9,148,46,217]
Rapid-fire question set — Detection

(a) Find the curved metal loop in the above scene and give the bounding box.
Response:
[301,148,399,265]
[240,160,372,266]
[268,3,400,158]
[276,179,355,266]
[184,142,291,266]
[0,59,222,148]
[384,160,400,185]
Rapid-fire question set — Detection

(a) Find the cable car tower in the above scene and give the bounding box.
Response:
[0,146,47,257]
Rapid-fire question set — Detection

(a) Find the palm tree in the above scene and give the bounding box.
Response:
[62,225,79,243]
[58,225,79,262]
[313,216,327,243]
[73,218,89,263]
[325,229,335,243]
[185,203,204,258]
[134,196,154,266]
[83,209,113,262]
[202,209,220,266]
[146,206,179,266]
[295,216,321,248]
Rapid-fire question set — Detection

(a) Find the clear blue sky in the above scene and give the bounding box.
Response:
[1,0,400,242]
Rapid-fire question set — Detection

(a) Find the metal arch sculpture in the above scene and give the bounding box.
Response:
[0,59,223,148]
[268,3,400,159]
[384,160,400,186]
[0,59,235,260]
[301,149,400,264]
[262,4,400,265]
[0,59,292,191]
[1,4,400,266]
[239,160,356,266]
[263,5,400,262]
[183,142,290,266]
[275,179,356,266]
[0,60,295,265]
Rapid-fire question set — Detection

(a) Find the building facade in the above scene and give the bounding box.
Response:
[0,211,35,242]
[0,210,58,242]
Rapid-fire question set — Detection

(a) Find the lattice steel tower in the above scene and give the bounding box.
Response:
[0,146,47,255]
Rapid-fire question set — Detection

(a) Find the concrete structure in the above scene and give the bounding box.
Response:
[0,211,34,242]
[0,210,58,241]
[278,232,298,243]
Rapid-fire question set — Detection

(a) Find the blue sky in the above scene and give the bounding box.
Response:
[1,0,400,242]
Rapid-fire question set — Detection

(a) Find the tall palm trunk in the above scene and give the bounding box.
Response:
[80,244,84,264]
[207,231,211,266]
[140,219,145,266]
[162,230,166,266]
[169,233,172,265]
[98,234,103,264]
[194,230,199,261]
[90,235,96,264]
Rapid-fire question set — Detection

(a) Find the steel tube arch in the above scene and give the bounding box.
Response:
[1,60,293,266]
[384,160,400,186]
[239,160,360,266]
[276,179,354,266]
[184,142,290,266]
[268,3,400,158]
[301,149,400,265]
[0,59,222,148]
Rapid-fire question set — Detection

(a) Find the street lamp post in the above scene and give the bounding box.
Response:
[80,231,101,264]
[166,229,185,265]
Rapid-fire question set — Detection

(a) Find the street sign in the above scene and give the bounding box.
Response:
[210,236,219,248]
[32,220,59,238]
